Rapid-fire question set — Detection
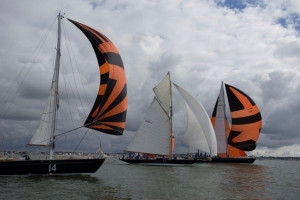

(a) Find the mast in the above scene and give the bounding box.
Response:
[221,82,228,157]
[49,13,62,159]
[169,72,173,159]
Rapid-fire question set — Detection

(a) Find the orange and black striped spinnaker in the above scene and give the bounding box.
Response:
[68,19,127,135]
[225,84,262,151]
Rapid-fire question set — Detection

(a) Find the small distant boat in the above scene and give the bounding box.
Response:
[0,13,127,175]
[210,82,262,163]
[120,73,195,166]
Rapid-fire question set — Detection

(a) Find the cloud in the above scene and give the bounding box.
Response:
[0,0,299,156]
[252,144,300,157]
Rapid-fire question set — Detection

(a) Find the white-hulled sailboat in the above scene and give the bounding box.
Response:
[0,13,127,175]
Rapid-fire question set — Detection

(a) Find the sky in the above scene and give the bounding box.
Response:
[0,0,300,157]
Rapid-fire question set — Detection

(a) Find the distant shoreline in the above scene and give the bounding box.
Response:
[2,151,299,161]
[256,156,300,161]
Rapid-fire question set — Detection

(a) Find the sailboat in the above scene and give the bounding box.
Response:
[0,13,127,175]
[172,83,217,162]
[210,82,262,163]
[120,73,195,165]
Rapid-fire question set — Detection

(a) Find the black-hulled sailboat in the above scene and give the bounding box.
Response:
[120,73,195,165]
[0,13,127,175]
[210,83,262,163]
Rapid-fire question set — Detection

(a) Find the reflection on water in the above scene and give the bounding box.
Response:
[0,158,299,199]
[219,164,273,199]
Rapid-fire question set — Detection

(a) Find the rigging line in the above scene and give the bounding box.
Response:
[61,57,86,122]
[92,131,102,150]
[61,20,87,118]
[55,124,87,138]
[74,128,89,152]
[1,18,57,119]
[60,57,78,128]
[55,121,95,138]
[0,17,57,105]
[62,20,92,110]
[59,57,86,121]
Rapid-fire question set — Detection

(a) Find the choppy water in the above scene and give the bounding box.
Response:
[0,158,299,200]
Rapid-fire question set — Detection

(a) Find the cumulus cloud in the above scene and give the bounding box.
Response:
[0,0,299,156]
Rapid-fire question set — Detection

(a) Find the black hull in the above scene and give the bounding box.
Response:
[120,158,195,165]
[193,157,211,163]
[211,157,256,163]
[0,158,105,175]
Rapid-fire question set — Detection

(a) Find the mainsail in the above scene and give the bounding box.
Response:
[68,19,127,136]
[126,97,171,155]
[211,85,228,157]
[173,83,217,157]
[29,14,62,147]
[126,73,173,156]
[29,71,57,146]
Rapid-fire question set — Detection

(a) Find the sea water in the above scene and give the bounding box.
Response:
[0,158,299,199]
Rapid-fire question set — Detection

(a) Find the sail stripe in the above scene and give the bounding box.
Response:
[231,121,262,140]
[211,96,219,119]
[90,124,113,130]
[103,52,124,68]
[100,84,127,117]
[98,111,127,123]
[93,29,109,43]
[99,96,128,120]
[77,22,108,44]
[69,19,127,135]
[224,83,262,152]
[100,71,109,83]
[97,65,126,117]
[228,131,256,151]
[232,112,262,125]
[101,122,126,128]
[228,145,247,157]
[99,42,119,54]
[98,84,107,95]
[98,88,127,120]
[100,62,109,74]
[231,105,260,118]
[91,105,100,118]
[230,87,254,110]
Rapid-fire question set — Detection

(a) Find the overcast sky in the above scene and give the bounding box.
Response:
[0,0,299,156]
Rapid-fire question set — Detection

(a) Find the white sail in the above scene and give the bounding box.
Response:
[182,101,210,153]
[153,72,171,115]
[29,72,57,146]
[173,83,217,157]
[126,97,171,156]
[214,85,227,155]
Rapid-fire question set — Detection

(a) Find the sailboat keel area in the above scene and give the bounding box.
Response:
[0,158,105,175]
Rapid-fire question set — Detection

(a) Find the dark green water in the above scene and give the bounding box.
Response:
[0,158,299,199]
